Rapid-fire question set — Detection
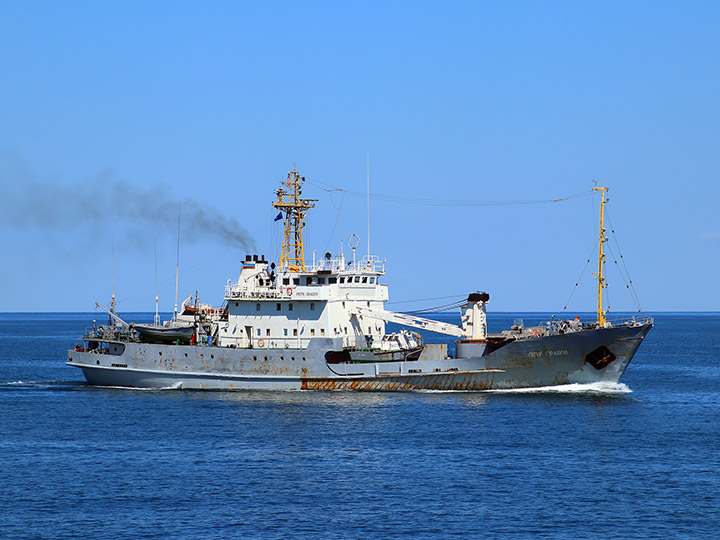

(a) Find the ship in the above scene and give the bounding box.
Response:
[67,168,653,390]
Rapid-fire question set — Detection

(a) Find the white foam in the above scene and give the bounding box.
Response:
[490,381,632,394]
[0,380,66,389]
[92,381,184,391]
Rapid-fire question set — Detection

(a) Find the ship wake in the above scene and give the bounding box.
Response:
[91,382,184,391]
[489,381,632,394]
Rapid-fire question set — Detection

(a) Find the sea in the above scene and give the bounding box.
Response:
[1,312,718,540]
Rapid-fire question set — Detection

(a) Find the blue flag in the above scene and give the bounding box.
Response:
[274,212,283,222]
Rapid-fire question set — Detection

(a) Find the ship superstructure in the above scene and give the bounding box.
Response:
[67,167,652,391]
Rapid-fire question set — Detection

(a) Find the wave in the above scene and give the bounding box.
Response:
[0,380,82,389]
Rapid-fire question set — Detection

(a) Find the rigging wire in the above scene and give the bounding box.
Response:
[307,177,593,207]
[405,300,467,315]
[324,190,345,254]
[562,239,599,313]
[387,295,468,315]
[605,210,643,312]
[386,294,467,305]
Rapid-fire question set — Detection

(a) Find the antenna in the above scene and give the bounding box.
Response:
[367,150,370,260]
[339,196,344,259]
[349,233,360,266]
[173,205,180,321]
[110,233,116,318]
[154,238,160,326]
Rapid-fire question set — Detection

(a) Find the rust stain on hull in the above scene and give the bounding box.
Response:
[301,370,503,391]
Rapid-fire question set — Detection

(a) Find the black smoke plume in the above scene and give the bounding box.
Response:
[0,156,255,251]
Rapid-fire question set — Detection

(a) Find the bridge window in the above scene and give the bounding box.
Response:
[369,277,375,283]
[318,277,325,284]
[339,277,345,284]
[293,329,298,337]
[362,276,368,283]
[266,329,270,337]
[283,278,289,285]
[321,329,325,336]
[354,276,361,283]
[329,277,337,284]
[311,329,315,336]
[259,278,264,286]
[284,329,288,336]
[257,329,261,336]
[293,278,299,285]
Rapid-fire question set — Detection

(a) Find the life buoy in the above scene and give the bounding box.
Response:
[258,339,265,348]
[531,328,541,338]
[287,287,293,296]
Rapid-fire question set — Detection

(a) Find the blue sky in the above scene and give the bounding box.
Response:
[1,1,718,313]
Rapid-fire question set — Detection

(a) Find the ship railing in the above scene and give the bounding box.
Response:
[221,336,320,350]
[535,314,654,336]
[572,315,654,330]
[225,285,282,300]
[81,325,135,344]
[606,315,654,327]
[306,255,346,273]
[231,334,369,350]
[348,255,385,274]
[307,255,386,274]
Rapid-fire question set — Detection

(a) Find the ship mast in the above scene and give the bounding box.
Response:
[273,166,316,272]
[594,186,609,326]
[110,233,116,319]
